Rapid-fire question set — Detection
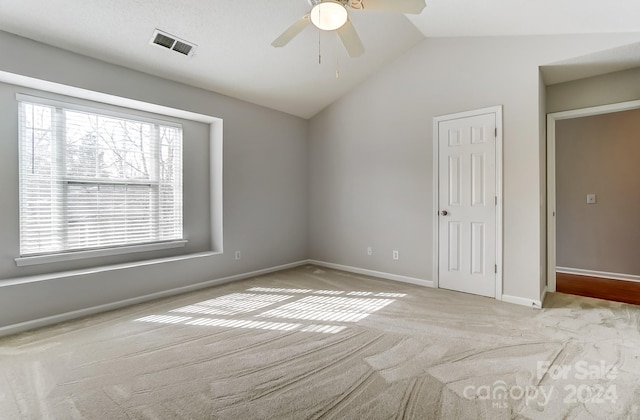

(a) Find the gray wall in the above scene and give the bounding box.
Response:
[309,34,640,302]
[0,32,309,328]
[546,67,640,114]
[2,29,640,330]
[555,109,640,275]
[547,66,640,277]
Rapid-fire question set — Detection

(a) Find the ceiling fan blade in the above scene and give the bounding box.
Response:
[337,19,365,58]
[271,15,311,47]
[357,0,426,14]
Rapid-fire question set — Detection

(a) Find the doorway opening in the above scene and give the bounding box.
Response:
[547,99,640,303]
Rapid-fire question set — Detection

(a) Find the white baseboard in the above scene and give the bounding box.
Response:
[0,260,309,338]
[501,294,543,309]
[313,261,545,309]
[556,267,640,283]
[310,261,550,310]
[308,260,434,288]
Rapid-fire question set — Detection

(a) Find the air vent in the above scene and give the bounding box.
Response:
[172,40,193,56]
[150,29,197,57]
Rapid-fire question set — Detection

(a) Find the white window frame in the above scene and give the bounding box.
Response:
[17,95,185,260]
[1,73,223,268]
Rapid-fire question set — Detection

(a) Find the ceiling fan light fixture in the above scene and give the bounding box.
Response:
[310,1,348,31]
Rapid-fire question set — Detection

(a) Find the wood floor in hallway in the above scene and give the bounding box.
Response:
[556,272,640,305]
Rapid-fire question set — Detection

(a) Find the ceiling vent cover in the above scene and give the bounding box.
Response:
[150,29,197,57]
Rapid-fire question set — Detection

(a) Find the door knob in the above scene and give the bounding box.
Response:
[441,210,448,216]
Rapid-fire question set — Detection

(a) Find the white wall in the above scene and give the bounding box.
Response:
[309,34,640,303]
[0,32,309,329]
[538,72,548,297]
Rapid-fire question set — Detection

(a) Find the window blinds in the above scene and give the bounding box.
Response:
[18,96,183,256]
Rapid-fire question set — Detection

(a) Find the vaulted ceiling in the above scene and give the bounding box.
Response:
[1,0,639,118]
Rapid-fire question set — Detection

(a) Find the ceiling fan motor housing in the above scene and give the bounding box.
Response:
[308,0,359,8]
[277,0,425,57]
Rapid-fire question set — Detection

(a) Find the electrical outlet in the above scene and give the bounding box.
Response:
[367,247,372,256]
[392,250,399,260]
[235,251,241,260]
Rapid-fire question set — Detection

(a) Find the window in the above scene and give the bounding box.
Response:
[18,95,184,260]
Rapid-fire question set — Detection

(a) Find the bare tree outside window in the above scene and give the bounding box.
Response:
[19,101,183,256]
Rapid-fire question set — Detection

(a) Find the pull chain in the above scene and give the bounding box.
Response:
[335,34,340,78]
[318,6,322,64]
[318,29,322,64]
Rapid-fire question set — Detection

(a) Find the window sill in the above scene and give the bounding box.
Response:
[15,240,188,267]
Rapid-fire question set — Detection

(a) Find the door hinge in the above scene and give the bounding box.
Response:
[494,264,497,274]
[495,196,497,206]
[494,127,497,137]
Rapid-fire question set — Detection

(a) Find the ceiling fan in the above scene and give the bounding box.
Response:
[272,0,427,58]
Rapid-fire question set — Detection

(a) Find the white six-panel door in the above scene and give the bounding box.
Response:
[437,112,497,298]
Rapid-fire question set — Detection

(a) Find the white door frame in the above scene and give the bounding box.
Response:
[433,105,503,299]
[546,99,640,292]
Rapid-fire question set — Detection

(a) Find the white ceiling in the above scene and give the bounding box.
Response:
[541,42,640,85]
[409,0,640,37]
[1,0,639,119]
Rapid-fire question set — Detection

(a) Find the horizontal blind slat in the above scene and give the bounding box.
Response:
[19,101,183,256]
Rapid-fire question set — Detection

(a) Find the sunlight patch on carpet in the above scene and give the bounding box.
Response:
[170,293,293,316]
[258,296,395,323]
[134,286,405,335]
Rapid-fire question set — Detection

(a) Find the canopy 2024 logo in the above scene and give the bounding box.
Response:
[462,361,618,408]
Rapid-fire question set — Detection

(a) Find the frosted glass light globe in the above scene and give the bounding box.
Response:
[310,2,348,31]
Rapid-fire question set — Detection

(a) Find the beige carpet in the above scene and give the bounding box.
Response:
[1,265,639,419]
